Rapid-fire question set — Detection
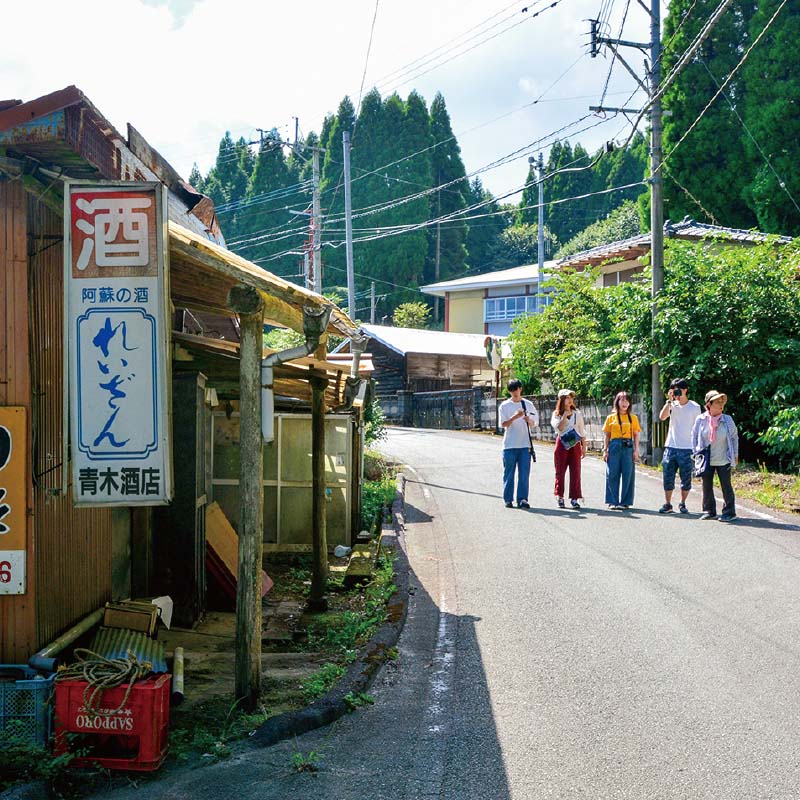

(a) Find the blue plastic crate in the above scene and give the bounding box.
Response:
[0,664,55,748]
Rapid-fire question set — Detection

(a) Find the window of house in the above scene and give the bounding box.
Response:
[484,293,551,321]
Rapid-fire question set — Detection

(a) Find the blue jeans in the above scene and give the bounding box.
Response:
[605,438,635,506]
[662,447,693,492]
[503,447,531,505]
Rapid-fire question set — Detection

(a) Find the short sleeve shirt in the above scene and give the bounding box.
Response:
[499,399,538,449]
[603,413,641,440]
[665,400,702,449]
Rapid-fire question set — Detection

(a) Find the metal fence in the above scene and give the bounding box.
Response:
[386,388,657,455]
[410,387,483,430]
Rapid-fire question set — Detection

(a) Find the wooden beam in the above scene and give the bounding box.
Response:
[228,284,263,711]
[308,374,329,612]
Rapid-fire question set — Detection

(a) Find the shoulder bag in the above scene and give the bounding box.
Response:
[521,399,537,462]
[558,414,582,450]
[693,446,710,477]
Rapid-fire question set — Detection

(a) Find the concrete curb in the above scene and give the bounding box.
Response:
[249,474,410,749]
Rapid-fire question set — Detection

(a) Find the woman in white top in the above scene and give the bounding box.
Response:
[550,389,586,509]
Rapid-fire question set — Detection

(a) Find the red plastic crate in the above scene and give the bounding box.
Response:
[53,674,171,772]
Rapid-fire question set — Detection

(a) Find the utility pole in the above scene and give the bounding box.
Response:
[370,281,376,324]
[537,152,545,272]
[648,0,664,465]
[312,146,322,295]
[343,130,356,319]
[589,1,663,462]
[434,185,441,324]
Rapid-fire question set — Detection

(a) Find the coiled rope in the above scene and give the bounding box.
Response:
[55,648,152,718]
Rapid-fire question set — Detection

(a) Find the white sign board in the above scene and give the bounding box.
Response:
[64,183,172,506]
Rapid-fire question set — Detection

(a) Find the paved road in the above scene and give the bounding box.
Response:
[98,427,800,800]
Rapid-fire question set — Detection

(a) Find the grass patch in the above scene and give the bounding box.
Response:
[732,463,800,513]
[299,663,346,703]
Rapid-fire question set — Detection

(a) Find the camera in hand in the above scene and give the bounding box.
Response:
[672,388,682,398]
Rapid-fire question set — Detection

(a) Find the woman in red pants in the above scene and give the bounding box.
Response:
[551,389,587,509]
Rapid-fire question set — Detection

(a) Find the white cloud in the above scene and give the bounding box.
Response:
[2,0,650,199]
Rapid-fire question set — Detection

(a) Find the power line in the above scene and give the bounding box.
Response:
[368,0,523,87]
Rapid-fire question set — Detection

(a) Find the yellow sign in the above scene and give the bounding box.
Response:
[0,406,27,594]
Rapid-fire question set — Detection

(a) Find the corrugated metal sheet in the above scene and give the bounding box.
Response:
[359,324,490,358]
[28,196,113,650]
[89,627,167,674]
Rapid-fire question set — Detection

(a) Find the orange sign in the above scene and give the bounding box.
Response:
[0,406,27,594]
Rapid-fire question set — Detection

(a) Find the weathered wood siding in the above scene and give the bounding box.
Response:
[0,178,35,660]
[406,353,494,391]
[27,195,112,653]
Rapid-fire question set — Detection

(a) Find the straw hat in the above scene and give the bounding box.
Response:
[704,390,727,405]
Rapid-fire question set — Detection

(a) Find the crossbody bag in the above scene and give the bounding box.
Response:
[521,399,537,462]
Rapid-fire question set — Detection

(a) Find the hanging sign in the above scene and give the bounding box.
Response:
[64,182,172,506]
[0,407,27,594]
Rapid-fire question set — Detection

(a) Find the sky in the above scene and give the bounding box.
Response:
[2,0,655,202]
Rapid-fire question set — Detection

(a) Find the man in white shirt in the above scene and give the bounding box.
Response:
[658,378,701,513]
[498,379,539,509]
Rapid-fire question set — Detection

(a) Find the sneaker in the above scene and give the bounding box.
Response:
[718,513,737,522]
[699,512,717,520]
[608,504,620,510]
[557,498,566,509]
[678,502,689,514]
[658,503,674,514]
[518,500,530,509]
[505,502,514,508]
[570,499,581,510]
[621,505,631,510]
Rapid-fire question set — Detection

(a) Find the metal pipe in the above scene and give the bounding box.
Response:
[348,333,368,378]
[261,305,333,443]
[171,646,185,706]
[28,608,104,673]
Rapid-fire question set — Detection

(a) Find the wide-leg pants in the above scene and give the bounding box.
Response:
[553,437,582,500]
[605,438,635,506]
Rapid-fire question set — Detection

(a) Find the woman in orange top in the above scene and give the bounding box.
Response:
[602,391,641,509]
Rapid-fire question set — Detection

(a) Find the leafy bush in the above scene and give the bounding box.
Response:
[393,301,431,329]
[556,200,642,259]
[361,477,396,532]
[364,398,387,446]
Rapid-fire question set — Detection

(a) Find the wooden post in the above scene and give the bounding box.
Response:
[308,374,329,612]
[227,285,264,711]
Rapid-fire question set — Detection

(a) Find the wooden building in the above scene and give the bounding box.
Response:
[335,324,496,396]
[0,87,363,661]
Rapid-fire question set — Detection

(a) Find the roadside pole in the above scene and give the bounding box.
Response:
[313,147,322,295]
[228,284,264,711]
[309,375,329,611]
[343,130,356,320]
[537,152,545,272]
[649,0,665,466]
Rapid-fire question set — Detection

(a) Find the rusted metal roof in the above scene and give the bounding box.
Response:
[90,627,168,674]
[0,86,361,340]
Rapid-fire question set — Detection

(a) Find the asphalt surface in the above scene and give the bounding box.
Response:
[86,428,800,800]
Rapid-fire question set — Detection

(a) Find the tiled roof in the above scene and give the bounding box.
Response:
[558,217,793,268]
